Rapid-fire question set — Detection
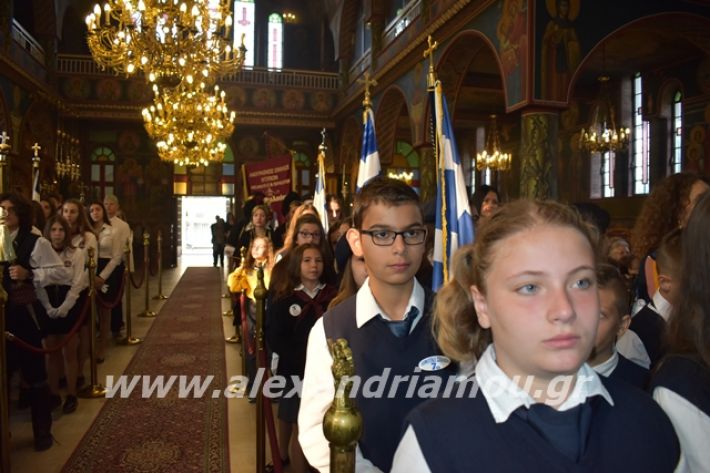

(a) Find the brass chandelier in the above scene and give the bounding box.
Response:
[580,76,630,154]
[85,0,246,88]
[142,82,235,166]
[476,114,512,172]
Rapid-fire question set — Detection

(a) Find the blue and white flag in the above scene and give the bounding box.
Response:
[432,82,475,291]
[32,166,41,203]
[313,146,329,233]
[356,108,381,192]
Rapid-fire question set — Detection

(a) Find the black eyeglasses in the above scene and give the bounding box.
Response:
[359,228,427,246]
[298,231,321,240]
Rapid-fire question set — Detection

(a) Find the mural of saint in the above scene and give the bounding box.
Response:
[541,0,580,102]
[497,0,528,104]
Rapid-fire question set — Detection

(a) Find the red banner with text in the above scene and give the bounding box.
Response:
[242,155,293,219]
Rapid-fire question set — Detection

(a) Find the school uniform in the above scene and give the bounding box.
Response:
[265,283,336,423]
[298,278,457,473]
[652,355,710,472]
[629,290,672,369]
[4,227,69,449]
[392,345,680,473]
[36,245,89,334]
[96,222,124,302]
[592,349,649,389]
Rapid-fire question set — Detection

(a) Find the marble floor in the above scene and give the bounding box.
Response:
[7,252,265,472]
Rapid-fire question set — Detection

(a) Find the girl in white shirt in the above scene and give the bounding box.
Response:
[37,215,88,414]
[391,200,680,473]
[651,191,710,472]
[88,201,124,359]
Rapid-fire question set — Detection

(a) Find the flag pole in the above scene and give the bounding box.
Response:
[424,36,450,284]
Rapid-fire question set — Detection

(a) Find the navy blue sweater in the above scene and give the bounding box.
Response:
[408,376,679,472]
[630,304,667,369]
[651,355,710,418]
[608,353,649,389]
[322,289,456,472]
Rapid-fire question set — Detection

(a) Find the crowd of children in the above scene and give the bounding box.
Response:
[226,172,709,472]
[2,192,131,451]
[6,169,709,471]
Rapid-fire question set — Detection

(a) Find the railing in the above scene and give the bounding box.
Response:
[11,19,45,66]
[56,54,340,90]
[382,0,423,46]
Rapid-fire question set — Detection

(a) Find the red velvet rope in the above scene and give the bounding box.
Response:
[257,339,284,473]
[95,270,127,309]
[129,263,146,289]
[5,290,92,354]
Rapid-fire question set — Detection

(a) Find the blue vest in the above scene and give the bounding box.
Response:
[609,353,649,390]
[407,376,679,472]
[651,355,710,418]
[630,305,667,368]
[322,289,455,472]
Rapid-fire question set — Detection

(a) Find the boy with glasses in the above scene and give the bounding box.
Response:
[298,177,455,472]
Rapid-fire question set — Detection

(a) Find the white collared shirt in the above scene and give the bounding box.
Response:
[591,349,619,378]
[356,276,424,332]
[294,282,325,299]
[650,290,673,322]
[475,345,614,423]
[616,329,652,369]
[8,229,69,288]
[298,278,425,473]
[392,345,615,473]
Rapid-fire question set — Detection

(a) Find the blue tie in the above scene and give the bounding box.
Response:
[379,307,418,338]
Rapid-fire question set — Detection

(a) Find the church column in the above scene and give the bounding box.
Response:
[519,109,560,200]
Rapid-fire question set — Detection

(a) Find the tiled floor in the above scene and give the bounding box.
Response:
[7,254,263,472]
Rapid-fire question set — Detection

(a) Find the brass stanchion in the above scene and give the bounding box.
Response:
[152,230,168,300]
[254,266,267,473]
[79,248,106,398]
[224,247,244,318]
[138,232,156,318]
[324,339,362,473]
[120,243,142,345]
[1,281,11,473]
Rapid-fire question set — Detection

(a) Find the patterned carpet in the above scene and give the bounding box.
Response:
[62,268,229,473]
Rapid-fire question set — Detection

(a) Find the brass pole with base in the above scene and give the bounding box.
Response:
[254,266,267,473]
[119,243,141,345]
[152,230,168,300]
[137,232,156,318]
[1,282,11,473]
[324,338,362,473]
[78,248,106,398]
[223,247,244,318]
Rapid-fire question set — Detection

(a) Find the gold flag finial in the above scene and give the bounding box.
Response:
[319,128,327,154]
[357,71,378,110]
[423,35,438,90]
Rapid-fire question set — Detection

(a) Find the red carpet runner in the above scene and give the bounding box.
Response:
[62,268,229,473]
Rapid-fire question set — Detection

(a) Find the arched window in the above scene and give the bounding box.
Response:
[233,0,255,67]
[631,72,650,195]
[267,13,283,69]
[90,146,116,200]
[670,90,682,175]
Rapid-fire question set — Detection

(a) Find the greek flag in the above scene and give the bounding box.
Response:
[313,146,329,233]
[432,82,475,291]
[356,108,381,192]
